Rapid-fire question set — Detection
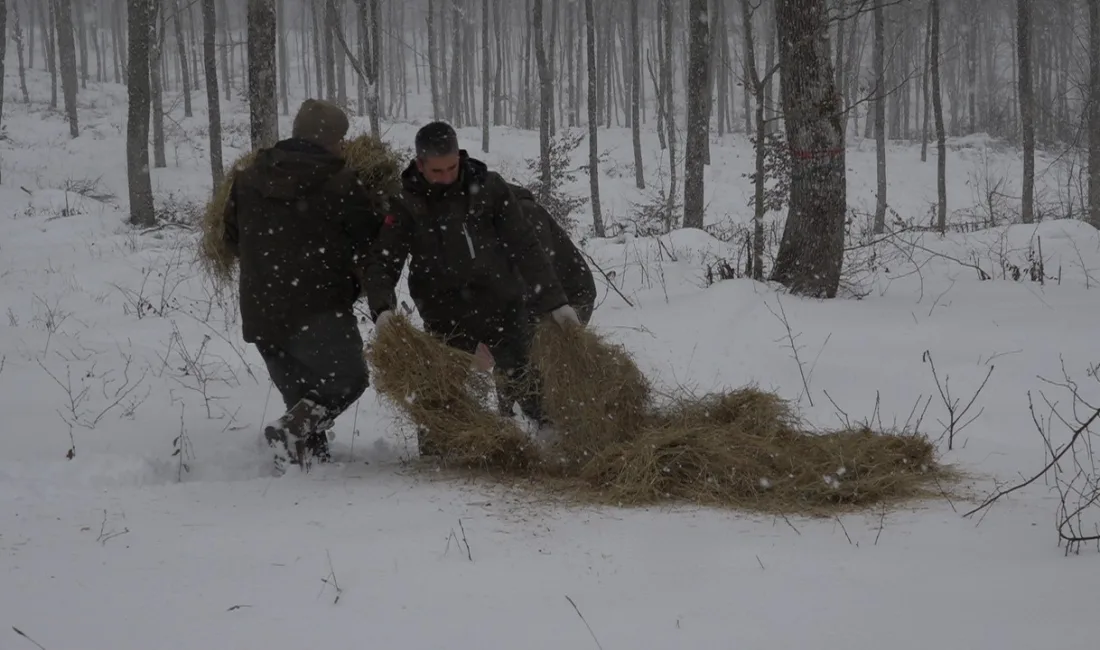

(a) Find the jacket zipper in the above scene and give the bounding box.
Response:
[462,224,476,259]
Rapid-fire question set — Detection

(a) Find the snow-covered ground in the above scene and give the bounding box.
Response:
[3,63,1100,649]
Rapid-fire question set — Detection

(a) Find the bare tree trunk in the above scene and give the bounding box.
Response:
[0,0,6,182]
[1089,0,1100,229]
[770,0,846,299]
[534,0,551,198]
[921,1,930,162]
[14,1,31,104]
[427,0,439,118]
[74,0,86,88]
[584,0,603,237]
[682,0,709,230]
[277,0,289,114]
[127,0,155,227]
[54,0,79,137]
[248,0,278,149]
[481,0,489,152]
[202,0,223,189]
[630,0,643,189]
[150,5,166,168]
[660,0,676,220]
[931,0,946,232]
[173,0,192,116]
[872,0,886,233]
[1017,0,1034,224]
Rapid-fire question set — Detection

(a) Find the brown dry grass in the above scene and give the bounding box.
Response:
[366,313,540,472]
[197,134,406,286]
[368,314,952,515]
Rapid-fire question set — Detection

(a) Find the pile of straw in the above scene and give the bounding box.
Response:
[369,314,948,515]
[198,134,406,286]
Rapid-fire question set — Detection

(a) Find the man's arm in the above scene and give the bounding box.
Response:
[487,174,569,315]
[363,210,411,322]
[222,180,240,259]
[338,177,388,286]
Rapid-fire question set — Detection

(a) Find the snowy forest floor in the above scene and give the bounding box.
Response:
[2,69,1100,649]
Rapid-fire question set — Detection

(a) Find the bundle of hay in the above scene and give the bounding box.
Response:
[581,389,939,513]
[530,322,651,466]
[366,313,539,472]
[198,134,406,286]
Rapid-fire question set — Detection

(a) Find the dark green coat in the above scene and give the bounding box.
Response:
[223,138,383,344]
[364,151,569,324]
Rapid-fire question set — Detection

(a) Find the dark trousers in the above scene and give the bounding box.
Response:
[423,300,544,424]
[255,311,369,433]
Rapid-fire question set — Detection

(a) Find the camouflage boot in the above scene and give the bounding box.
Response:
[264,398,334,473]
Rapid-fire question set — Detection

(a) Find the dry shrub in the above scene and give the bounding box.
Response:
[369,313,948,514]
[366,313,539,472]
[530,322,651,466]
[198,134,406,286]
[581,390,940,514]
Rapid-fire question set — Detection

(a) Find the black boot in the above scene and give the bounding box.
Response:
[306,430,333,464]
[264,398,334,472]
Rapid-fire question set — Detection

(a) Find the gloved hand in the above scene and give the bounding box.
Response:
[374,310,396,331]
[550,304,581,329]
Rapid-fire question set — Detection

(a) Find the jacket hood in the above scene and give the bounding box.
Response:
[248,138,347,200]
[401,149,489,198]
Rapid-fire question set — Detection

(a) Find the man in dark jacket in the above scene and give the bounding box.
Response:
[364,122,580,448]
[508,184,597,325]
[223,99,383,471]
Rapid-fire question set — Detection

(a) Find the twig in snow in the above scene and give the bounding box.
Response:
[874,505,887,545]
[320,550,343,604]
[96,509,130,545]
[565,595,604,650]
[12,627,47,650]
[764,295,814,407]
[834,516,855,546]
[922,351,994,451]
[457,518,473,561]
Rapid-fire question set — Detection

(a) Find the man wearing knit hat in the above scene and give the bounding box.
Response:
[222,99,383,473]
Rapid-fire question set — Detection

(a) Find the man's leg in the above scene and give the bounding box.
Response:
[487,302,545,426]
[263,312,369,466]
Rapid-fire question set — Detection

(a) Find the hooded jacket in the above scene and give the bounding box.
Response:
[364,151,569,325]
[223,138,383,343]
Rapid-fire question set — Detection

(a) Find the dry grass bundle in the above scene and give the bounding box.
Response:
[530,321,651,466]
[366,313,539,472]
[580,389,940,514]
[199,151,256,284]
[198,134,406,285]
[369,313,949,515]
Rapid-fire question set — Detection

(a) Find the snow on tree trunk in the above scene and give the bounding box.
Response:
[126,0,155,227]
[682,0,710,231]
[769,0,846,299]
[55,0,79,137]
[14,0,30,104]
[202,0,223,189]
[247,0,278,149]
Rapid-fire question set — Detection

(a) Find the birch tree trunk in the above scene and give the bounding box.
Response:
[1089,0,1100,229]
[534,0,552,199]
[931,0,946,232]
[630,0,644,189]
[770,0,846,299]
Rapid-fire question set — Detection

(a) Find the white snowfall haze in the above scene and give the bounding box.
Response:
[3,24,1100,650]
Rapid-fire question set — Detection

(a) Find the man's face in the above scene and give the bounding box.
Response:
[417,152,460,185]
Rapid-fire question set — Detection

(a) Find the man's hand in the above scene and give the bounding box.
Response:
[550,304,581,329]
[374,310,396,331]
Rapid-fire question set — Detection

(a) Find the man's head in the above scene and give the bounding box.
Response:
[292,99,350,154]
[414,121,461,185]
